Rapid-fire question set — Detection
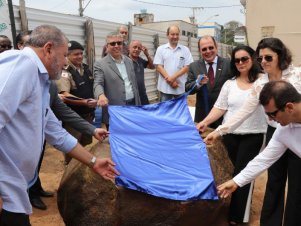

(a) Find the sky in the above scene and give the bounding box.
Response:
[12,0,245,26]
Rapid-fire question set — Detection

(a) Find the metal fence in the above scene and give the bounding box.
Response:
[13,5,233,101]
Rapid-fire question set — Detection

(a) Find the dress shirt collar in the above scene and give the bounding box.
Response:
[204,56,218,66]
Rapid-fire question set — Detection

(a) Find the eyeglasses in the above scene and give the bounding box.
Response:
[201,46,215,52]
[0,45,12,49]
[265,104,286,119]
[108,41,123,46]
[257,55,273,63]
[120,31,128,35]
[234,56,250,64]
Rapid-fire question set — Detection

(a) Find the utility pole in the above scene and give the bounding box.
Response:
[79,0,84,16]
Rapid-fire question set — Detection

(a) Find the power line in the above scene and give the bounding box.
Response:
[132,0,242,9]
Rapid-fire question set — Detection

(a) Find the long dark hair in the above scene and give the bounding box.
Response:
[230,45,262,83]
[256,37,292,71]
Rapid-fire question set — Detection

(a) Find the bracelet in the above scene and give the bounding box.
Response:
[89,156,97,168]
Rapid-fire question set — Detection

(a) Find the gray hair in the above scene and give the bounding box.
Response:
[106,31,123,43]
[27,25,68,48]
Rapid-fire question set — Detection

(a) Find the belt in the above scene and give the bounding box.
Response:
[125,98,135,105]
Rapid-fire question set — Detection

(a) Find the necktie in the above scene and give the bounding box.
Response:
[207,62,214,87]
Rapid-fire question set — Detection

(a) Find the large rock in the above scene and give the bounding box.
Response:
[57,131,233,226]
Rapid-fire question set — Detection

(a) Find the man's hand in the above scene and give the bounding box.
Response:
[204,130,220,144]
[86,99,97,108]
[165,75,177,85]
[97,94,109,107]
[93,128,109,142]
[92,158,120,180]
[196,121,208,133]
[197,75,209,86]
[217,179,238,198]
[141,46,149,57]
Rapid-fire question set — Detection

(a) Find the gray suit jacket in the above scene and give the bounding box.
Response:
[93,54,141,124]
[49,81,95,136]
[185,56,232,127]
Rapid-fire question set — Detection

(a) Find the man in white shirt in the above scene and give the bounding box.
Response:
[217,81,301,224]
[153,25,193,102]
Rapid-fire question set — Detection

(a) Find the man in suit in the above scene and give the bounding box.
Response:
[185,35,231,128]
[94,32,141,127]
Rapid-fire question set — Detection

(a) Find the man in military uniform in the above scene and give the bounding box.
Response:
[56,41,97,159]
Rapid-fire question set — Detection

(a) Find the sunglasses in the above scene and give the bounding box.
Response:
[234,56,250,64]
[257,55,273,63]
[120,31,128,35]
[108,41,123,46]
[265,104,286,119]
[0,45,12,49]
[201,46,214,52]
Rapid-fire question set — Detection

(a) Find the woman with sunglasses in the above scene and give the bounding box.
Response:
[196,45,266,225]
[205,38,301,226]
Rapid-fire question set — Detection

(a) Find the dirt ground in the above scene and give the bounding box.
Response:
[30,95,266,226]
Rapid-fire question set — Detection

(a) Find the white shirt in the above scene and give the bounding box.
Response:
[214,79,267,134]
[233,123,301,187]
[216,66,301,135]
[154,42,193,95]
[112,56,134,100]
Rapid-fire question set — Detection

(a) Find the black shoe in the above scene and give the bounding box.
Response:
[39,189,54,197]
[30,197,47,210]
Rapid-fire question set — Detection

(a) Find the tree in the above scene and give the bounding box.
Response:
[220,20,242,45]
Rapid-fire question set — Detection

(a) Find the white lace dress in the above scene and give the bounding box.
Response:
[216,65,301,135]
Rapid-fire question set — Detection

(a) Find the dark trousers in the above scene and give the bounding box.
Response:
[29,142,46,199]
[261,126,301,226]
[0,209,31,226]
[223,133,264,223]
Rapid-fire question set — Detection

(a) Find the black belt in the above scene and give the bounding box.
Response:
[125,98,135,105]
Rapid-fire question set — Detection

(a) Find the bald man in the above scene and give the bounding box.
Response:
[153,25,193,102]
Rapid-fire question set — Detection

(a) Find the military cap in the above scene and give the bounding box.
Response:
[68,40,84,51]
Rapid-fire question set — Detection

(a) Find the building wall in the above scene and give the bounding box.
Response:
[140,21,197,38]
[246,0,301,65]
[197,22,222,42]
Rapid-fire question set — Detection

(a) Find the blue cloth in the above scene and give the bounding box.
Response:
[109,94,218,201]
[0,48,77,214]
[93,107,102,127]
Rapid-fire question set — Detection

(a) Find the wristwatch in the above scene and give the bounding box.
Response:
[89,156,97,168]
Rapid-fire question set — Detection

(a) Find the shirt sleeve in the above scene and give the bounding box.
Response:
[233,128,287,187]
[153,46,163,65]
[214,80,231,110]
[184,47,193,66]
[44,109,78,153]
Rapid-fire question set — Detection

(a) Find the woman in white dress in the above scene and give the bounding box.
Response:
[196,45,266,225]
[204,38,301,226]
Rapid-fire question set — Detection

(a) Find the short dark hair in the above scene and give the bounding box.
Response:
[16,30,32,48]
[259,81,301,109]
[256,38,292,71]
[198,35,217,52]
[230,45,262,82]
[0,35,9,39]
